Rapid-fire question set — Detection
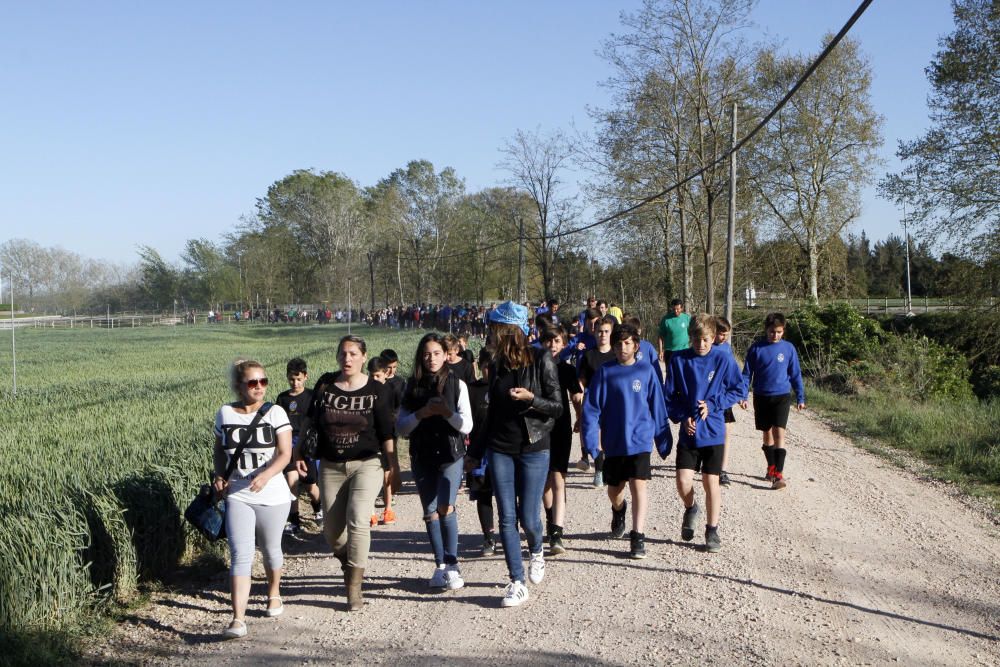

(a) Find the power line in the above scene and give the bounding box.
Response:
[395,0,874,263]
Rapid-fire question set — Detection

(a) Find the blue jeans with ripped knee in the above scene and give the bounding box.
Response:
[411,453,464,566]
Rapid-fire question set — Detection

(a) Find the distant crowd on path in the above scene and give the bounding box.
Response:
[208,295,806,639]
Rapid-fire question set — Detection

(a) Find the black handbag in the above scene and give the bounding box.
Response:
[185,403,272,541]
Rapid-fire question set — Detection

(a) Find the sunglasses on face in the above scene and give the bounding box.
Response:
[245,378,269,389]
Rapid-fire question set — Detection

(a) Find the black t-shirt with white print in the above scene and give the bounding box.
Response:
[311,373,394,463]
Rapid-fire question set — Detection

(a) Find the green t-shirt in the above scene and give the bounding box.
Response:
[658,312,691,352]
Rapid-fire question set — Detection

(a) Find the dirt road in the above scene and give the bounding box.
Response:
[88,410,1000,666]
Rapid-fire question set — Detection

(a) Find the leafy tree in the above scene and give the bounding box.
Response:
[879,0,1000,260]
[379,160,465,305]
[136,246,179,311]
[747,36,883,302]
[498,128,578,301]
[593,0,757,311]
[257,169,365,303]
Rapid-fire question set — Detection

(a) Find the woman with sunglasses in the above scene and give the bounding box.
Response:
[300,335,397,611]
[465,301,562,608]
[212,360,293,639]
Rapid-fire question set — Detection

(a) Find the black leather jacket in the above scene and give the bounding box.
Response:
[468,346,563,458]
[512,346,563,444]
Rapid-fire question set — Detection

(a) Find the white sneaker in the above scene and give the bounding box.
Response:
[314,510,323,522]
[443,564,464,590]
[501,580,529,608]
[429,564,447,588]
[528,552,545,584]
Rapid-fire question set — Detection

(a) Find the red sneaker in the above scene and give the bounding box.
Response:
[771,471,787,490]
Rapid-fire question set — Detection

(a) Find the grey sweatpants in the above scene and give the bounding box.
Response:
[225,498,291,577]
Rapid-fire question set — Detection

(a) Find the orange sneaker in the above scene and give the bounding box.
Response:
[370,514,378,527]
[381,507,397,525]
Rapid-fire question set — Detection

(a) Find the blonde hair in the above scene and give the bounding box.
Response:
[688,314,717,342]
[230,358,264,393]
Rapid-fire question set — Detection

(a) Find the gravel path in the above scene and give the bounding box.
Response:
[87,410,1000,666]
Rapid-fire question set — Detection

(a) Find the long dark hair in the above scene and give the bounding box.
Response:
[410,333,450,395]
[489,322,533,370]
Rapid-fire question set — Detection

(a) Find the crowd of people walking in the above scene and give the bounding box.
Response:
[209,295,806,637]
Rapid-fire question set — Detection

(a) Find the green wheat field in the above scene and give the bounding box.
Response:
[0,323,426,637]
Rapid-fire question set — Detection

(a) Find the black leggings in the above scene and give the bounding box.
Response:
[477,495,495,536]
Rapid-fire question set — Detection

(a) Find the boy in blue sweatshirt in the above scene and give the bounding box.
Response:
[666,314,745,553]
[582,323,671,559]
[740,312,806,490]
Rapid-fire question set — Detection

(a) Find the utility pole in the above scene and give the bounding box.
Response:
[724,102,738,322]
[903,203,913,316]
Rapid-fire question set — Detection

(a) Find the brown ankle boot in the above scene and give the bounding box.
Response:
[345,566,364,611]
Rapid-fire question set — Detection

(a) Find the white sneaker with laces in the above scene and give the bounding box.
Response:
[528,552,545,584]
[429,564,447,588]
[444,564,464,590]
[501,580,529,608]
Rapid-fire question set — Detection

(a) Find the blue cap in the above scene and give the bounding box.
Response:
[488,300,530,335]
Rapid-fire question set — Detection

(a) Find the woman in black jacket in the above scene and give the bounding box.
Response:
[466,301,562,608]
[397,333,473,591]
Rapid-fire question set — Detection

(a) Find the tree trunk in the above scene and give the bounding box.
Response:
[367,251,377,311]
[704,191,715,314]
[808,238,820,303]
[396,239,404,306]
[678,196,692,308]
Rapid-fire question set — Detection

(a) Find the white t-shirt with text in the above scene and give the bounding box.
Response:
[214,403,294,506]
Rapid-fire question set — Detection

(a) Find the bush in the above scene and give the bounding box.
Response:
[881,335,975,401]
[785,302,885,377]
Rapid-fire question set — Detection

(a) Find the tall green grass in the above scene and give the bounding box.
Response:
[809,384,1000,500]
[0,324,424,651]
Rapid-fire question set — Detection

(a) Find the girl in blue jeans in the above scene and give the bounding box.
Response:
[397,333,473,590]
[466,302,562,608]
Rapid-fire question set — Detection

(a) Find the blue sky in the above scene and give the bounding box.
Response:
[0,1,954,264]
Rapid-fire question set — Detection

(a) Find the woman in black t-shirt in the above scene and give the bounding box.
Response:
[300,335,397,611]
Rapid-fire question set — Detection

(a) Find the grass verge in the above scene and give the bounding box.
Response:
[808,383,1000,515]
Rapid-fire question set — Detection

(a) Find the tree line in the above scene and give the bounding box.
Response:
[2,0,996,316]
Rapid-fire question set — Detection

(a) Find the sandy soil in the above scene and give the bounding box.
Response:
[86,409,1000,666]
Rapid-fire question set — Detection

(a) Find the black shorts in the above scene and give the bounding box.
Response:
[753,393,792,431]
[676,444,724,475]
[724,407,736,424]
[602,452,652,487]
[549,427,572,474]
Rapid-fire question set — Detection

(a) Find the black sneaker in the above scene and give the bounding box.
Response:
[681,504,700,542]
[611,501,628,539]
[629,530,647,559]
[480,537,496,557]
[549,527,566,556]
[719,471,731,487]
[705,528,721,553]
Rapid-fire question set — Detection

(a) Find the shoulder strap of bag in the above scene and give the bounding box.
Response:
[222,402,273,481]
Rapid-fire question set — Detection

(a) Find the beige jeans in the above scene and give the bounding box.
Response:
[319,457,383,568]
